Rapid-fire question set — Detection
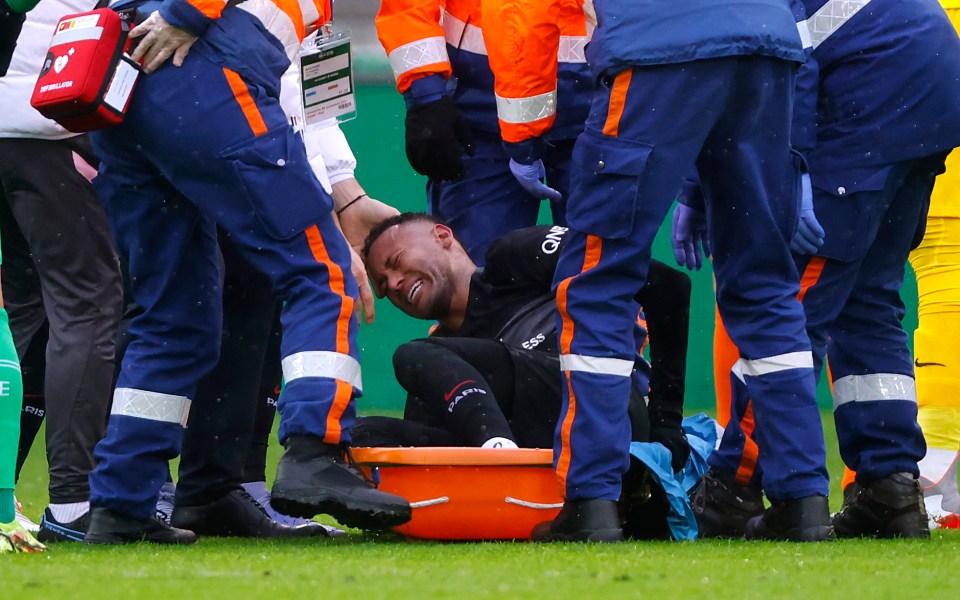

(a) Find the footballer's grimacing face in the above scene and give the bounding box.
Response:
[366,221,460,321]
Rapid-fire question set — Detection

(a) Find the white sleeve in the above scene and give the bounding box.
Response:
[304,118,357,186]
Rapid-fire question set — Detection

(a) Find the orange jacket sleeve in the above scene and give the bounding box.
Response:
[480,0,562,143]
[376,0,453,94]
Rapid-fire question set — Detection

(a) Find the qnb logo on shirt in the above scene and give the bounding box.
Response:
[540,225,569,255]
[444,380,487,413]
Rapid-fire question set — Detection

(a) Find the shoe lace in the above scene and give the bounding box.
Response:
[339,444,380,489]
[236,488,274,520]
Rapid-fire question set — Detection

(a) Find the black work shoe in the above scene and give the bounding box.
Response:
[84,507,197,545]
[833,472,929,539]
[37,509,91,543]
[744,495,833,541]
[171,488,329,538]
[270,436,412,531]
[690,469,764,538]
[531,499,624,542]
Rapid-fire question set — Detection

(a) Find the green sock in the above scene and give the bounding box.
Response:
[0,489,13,523]
[0,307,22,524]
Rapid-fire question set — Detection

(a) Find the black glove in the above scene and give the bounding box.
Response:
[404,96,475,181]
[649,412,689,473]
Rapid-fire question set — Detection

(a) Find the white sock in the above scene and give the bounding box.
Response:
[49,501,90,524]
[481,437,518,449]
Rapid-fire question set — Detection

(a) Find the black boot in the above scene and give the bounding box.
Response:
[171,488,329,538]
[270,436,411,531]
[833,472,929,539]
[619,461,671,540]
[84,507,197,545]
[690,468,764,538]
[531,499,624,542]
[744,495,833,541]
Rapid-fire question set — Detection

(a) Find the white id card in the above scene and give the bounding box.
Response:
[299,27,357,125]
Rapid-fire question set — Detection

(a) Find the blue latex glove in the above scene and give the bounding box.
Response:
[508,159,563,202]
[671,203,711,270]
[790,173,825,255]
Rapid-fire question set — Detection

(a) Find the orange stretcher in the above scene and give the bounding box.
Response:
[350,447,562,540]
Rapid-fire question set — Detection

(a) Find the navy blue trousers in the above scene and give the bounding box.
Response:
[89,46,360,520]
[553,58,829,502]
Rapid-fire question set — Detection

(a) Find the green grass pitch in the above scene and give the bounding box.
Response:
[4,413,959,599]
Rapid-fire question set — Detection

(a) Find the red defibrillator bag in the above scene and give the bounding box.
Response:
[30,8,141,133]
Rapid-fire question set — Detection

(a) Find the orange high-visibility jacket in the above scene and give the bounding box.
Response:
[376,0,592,142]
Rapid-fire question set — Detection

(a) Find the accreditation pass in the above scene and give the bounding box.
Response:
[299,28,357,125]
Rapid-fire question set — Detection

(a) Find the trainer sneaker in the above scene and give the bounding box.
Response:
[171,488,328,538]
[241,481,345,536]
[270,436,411,531]
[155,482,176,525]
[84,507,197,545]
[531,499,624,542]
[690,468,764,538]
[0,520,46,554]
[833,472,929,539]
[745,495,833,541]
[924,494,960,530]
[37,508,91,543]
[14,497,39,533]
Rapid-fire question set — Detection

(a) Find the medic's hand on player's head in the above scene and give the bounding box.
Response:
[790,173,825,255]
[128,11,197,75]
[347,245,377,325]
[404,96,475,181]
[671,202,711,271]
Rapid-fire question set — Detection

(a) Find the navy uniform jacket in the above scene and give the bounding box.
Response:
[796,0,960,259]
[801,0,960,188]
[586,0,805,80]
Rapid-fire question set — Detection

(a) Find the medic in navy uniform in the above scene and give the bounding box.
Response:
[83,0,411,544]
[375,0,592,262]
[537,0,833,542]
[682,0,960,539]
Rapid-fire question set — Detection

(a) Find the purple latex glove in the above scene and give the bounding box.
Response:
[671,203,711,270]
[508,158,563,202]
[790,173,825,255]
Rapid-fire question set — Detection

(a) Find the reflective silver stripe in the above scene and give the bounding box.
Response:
[298,0,320,30]
[796,20,812,50]
[443,12,486,54]
[495,90,557,124]
[52,26,104,46]
[560,353,633,377]
[802,0,872,50]
[112,388,191,427]
[737,351,813,378]
[443,11,588,63]
[388,36,449,80]
[833,373,916,408]
[239,0,301,61]
[282,351,363,392]
[558,35,589,63]
[0,359,21,373]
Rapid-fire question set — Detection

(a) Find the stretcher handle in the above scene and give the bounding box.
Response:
[409,496,450,508]
[504,497,564,510]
